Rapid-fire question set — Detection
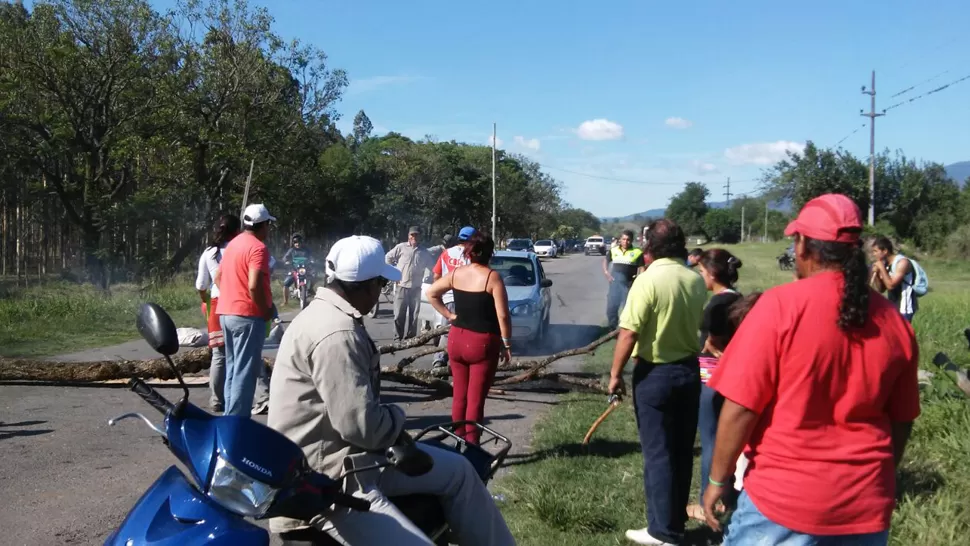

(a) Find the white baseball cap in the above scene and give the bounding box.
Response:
[325,236,402,283]
[242,203,276,226]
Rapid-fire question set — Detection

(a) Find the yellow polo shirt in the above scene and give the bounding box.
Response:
[619,257,708,363]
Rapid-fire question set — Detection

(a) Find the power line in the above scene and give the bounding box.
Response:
[890,69,949,98]
[883,72,970,112]
[885,35,961,73]
[538,163,759,187]
[834,123,866,148]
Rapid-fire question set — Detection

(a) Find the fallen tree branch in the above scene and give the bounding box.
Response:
[0,348,217,382]
[378,326,449,354]
[494,329,618,385]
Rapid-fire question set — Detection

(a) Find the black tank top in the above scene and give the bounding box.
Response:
[452,271,501,336]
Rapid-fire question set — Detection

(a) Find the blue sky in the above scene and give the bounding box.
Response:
[171,0,967,217]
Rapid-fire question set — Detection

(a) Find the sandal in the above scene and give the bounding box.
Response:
[686,504,707,522]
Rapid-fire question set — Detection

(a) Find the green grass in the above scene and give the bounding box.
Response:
[495,242,970,546]
[0,276,292,358]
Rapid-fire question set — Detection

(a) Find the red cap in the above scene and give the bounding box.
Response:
[784,194,862,243]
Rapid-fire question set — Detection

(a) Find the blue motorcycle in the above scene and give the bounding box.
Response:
[105,302,511,545]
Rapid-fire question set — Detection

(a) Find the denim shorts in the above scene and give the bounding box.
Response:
[724,491,889,546]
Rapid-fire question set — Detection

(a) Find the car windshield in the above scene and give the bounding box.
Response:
[490,256,536,287]
[588,238,603,243]
[507,239,531,250]
[535,240,553,246]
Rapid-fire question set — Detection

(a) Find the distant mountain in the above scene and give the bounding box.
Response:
[945,162,970,186]
[603,197,791,224]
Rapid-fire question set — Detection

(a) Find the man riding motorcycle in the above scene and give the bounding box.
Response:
[267,235,515,546]
[282,233,314,306]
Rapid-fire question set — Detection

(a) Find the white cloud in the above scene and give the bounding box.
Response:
[347,75,420,95]
[691,160,719,175]
[724,140,806,166]
[513,135,541,151]
[665,117,693,129]
[487,135,503,148]
[575,119,625,141]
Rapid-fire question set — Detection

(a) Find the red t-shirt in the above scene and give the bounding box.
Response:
[708,271,920,535]
[215,232,272,318]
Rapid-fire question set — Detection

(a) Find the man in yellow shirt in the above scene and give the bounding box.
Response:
[608,219,708,546]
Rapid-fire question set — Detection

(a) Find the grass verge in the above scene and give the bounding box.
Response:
[494,243,970,546]
[0,277,292,358]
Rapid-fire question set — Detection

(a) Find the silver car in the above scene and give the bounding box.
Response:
[418,250,553,344]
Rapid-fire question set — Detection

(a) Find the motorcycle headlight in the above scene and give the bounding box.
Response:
[298,268,306,275]
[511,302,536,316]
[207,455,278,517]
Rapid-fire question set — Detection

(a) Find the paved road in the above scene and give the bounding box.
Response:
[0,253,610,545]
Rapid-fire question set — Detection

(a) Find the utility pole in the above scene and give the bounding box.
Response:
[723,177,732,205]
[861,70,884,226]
[740,205,745,243]
[491,123,497,237]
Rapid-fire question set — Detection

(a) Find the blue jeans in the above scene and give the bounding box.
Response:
[699,383,736,505]
[606,279,632,330]
[632,357,701,544]
[220,315,267,417]
[725,491,889,546]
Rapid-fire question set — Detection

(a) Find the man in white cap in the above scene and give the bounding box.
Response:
[386,226,433,341]
[267,235,515,546]
[214,203,276,417]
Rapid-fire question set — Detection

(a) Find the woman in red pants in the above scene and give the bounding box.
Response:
[427,232,512,444]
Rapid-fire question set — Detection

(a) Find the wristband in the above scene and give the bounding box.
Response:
[708,477,726,487]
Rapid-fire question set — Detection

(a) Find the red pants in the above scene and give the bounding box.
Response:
[447,326,501,444]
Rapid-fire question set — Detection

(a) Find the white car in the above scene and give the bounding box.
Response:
[533,239,558,258]
[419,250,553,344]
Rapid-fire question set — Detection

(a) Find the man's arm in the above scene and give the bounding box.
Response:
[602,253,613,281]
[282,247,293,264]
[248,246,272,318]
[432,253,445,281]
[385,244,400,265]
[311,332,406,450]
[888,333,921,467]
[891,421,914,467]
[609,278,653,392]
[876,257,911,290]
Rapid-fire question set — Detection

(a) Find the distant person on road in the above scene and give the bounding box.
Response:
[685,249,743,524]
[214,203,276,418]
[687,248,703,268]
[603,229,645,330]
[702,194,920,544]
[427,232,513,445]
[267,235,514,545]
[281,233,314,306]
[430,226,477,376]
[386,226,433,341]
[870,237,918,323]
[608,219,708,546]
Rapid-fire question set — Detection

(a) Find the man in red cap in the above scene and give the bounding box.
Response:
[701,194,920,545]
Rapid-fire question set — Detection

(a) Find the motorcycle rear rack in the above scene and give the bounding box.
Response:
[413,421,512,482]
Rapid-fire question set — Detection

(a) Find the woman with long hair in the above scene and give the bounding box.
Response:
[427,232,512,444]
[687,248,743,522]
[195,214,241,412]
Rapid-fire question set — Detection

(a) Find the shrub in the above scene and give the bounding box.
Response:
[944,224,970,260]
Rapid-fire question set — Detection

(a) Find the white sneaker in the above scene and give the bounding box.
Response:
[251,401,269,416]
[624,528,678,545]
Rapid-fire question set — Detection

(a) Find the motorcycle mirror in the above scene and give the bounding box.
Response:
[137,302,179,356]
[136,302,190,414]
[385,445,434,477]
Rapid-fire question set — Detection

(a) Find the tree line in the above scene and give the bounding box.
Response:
[0,0,601,288]
[663,142,970,252]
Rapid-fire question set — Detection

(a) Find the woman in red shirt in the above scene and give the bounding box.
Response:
[702,194,920,544]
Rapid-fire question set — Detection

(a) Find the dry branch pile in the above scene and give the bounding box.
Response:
[0,325,618,394]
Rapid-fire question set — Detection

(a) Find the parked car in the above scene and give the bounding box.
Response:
[419,250,553,345]
[506,238,534,253]
[533,239,558,258]
[584,236,607,255]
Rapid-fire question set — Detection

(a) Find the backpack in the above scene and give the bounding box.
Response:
[894,254,928,297]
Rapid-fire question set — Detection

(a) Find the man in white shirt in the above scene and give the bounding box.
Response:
[429,226,477,375]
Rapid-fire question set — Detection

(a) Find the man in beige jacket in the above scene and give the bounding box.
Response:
[267,235,514,546]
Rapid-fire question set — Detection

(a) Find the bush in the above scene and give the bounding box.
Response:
[944,224,970,260]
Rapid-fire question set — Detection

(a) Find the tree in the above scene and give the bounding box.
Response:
[665,182,710,236]
[761,141,868,214]
[352,109,373,147]
[703,208,741,243]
